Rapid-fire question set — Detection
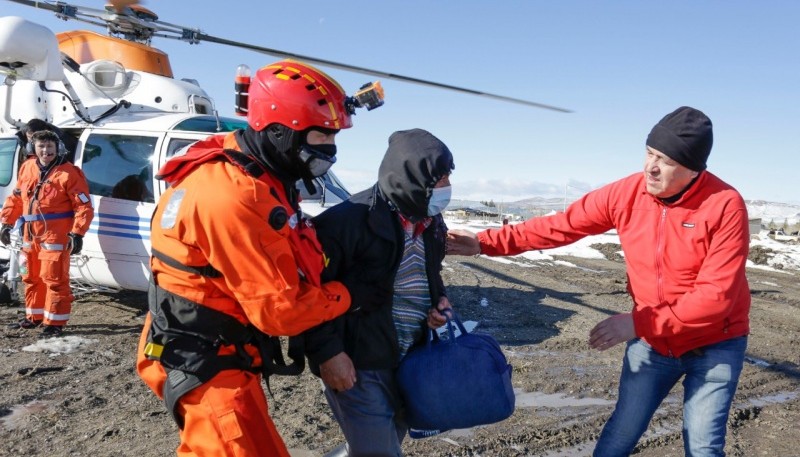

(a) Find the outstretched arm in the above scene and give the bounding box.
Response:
[446,229,481,255]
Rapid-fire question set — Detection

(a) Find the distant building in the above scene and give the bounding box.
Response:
[444,207,500,219]
[748,218,762,238]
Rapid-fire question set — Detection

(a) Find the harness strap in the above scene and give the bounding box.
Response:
[15,210,75,230]
[256,334,305,377]
[20,210,75,222]
[221,149,266,179]
[151,247,222,278]
[162,354,257,429]
[162,370,201,428]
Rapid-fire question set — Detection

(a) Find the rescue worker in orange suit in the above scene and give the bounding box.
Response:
[1,130,94,337]
[136,60,357,457]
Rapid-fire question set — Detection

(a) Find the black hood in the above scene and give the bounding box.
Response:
[377,129,454,221]
[234,127,300,184]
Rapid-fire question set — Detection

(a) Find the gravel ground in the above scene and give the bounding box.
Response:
[1,248,798,456]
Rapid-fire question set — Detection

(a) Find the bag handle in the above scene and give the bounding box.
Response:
[425,308,468,347]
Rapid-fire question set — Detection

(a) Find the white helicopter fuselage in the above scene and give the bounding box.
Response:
[0,17,349,296]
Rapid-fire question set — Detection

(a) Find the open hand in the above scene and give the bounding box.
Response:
[589,313,635,351]
[446,229,480,255]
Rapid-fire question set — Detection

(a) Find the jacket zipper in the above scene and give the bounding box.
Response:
[656,207,667,304]
[656,206,674,357]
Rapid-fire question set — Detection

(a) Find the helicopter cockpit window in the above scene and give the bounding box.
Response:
[0,139,18,187]
[173,116,247,133]
[296,173,350,206]
[166,139,198,159]
[82,134,158,203]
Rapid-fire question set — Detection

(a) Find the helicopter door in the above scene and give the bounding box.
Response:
[0,138,18,193]
[72,132,161,291]
[0,137,20,265]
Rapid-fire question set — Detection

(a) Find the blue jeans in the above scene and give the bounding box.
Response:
[594,337,747,457]
[324,369,407,457]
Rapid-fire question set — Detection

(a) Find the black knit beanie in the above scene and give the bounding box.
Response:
[646,106,713,172]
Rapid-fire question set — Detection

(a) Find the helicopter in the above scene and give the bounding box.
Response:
[0,0,570,302]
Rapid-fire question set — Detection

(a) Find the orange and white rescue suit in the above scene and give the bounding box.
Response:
[136,133,350,457]
[0,157,93,326]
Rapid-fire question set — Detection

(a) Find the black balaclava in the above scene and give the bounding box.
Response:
[377,129,454,221]
[235,124,336,192]
[235,124,302,184]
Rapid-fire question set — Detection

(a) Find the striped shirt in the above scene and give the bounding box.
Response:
[393,214,433,359]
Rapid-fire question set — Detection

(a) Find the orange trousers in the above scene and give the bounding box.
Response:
[175,370,290,457]
[136,315,290,457]
[22,241,72,326]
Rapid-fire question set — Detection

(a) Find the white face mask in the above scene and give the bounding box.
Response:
[427,185,452,216]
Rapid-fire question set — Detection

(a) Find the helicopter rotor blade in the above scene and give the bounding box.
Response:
[5,0,572,113]
[6,0,105,22]
[180,32,571,113]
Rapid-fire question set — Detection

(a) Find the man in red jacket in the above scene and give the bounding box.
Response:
[448,106,750,457]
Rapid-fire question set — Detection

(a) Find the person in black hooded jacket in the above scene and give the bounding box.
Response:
[304,128,455,456]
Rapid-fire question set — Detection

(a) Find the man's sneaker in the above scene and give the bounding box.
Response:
[7,318,42,329]
[40,325,64,337]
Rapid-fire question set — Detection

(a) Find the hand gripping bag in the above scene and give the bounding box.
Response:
[397,310,515,433]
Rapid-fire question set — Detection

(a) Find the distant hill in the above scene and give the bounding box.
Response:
[449,197,800,223]
[745,200,800,224]
[447,198,562,218]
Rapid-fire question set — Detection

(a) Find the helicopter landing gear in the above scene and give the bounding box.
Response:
[0,283,12,305]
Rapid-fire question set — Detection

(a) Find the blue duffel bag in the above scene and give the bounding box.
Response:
[397,310,515,433]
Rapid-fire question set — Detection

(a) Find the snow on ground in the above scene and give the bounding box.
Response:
[17,219,799,367]
[21,335,98,355]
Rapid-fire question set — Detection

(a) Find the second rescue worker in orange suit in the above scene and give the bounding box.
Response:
[1,130,93,337]
[136,60,357,457]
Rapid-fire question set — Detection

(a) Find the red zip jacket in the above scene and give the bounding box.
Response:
[478,171,750,357]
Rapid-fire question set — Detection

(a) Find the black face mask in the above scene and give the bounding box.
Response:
[298,143,337,177]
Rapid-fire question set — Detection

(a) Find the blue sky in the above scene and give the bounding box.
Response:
[3,1,798,203]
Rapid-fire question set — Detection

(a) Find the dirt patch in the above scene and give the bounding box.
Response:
[748,245,774,266]
[1,255,798,456]
[590,243,625,263]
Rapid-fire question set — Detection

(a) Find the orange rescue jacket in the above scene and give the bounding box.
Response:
[1,157,93,242]
[148,132,350,337]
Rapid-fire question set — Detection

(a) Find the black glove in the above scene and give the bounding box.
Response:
[68,232,83,255]
[0,224,12,246]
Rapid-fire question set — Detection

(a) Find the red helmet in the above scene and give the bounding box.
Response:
[247,60,353,132]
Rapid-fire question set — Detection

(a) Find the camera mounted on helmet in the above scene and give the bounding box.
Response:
[345,81,385,114]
